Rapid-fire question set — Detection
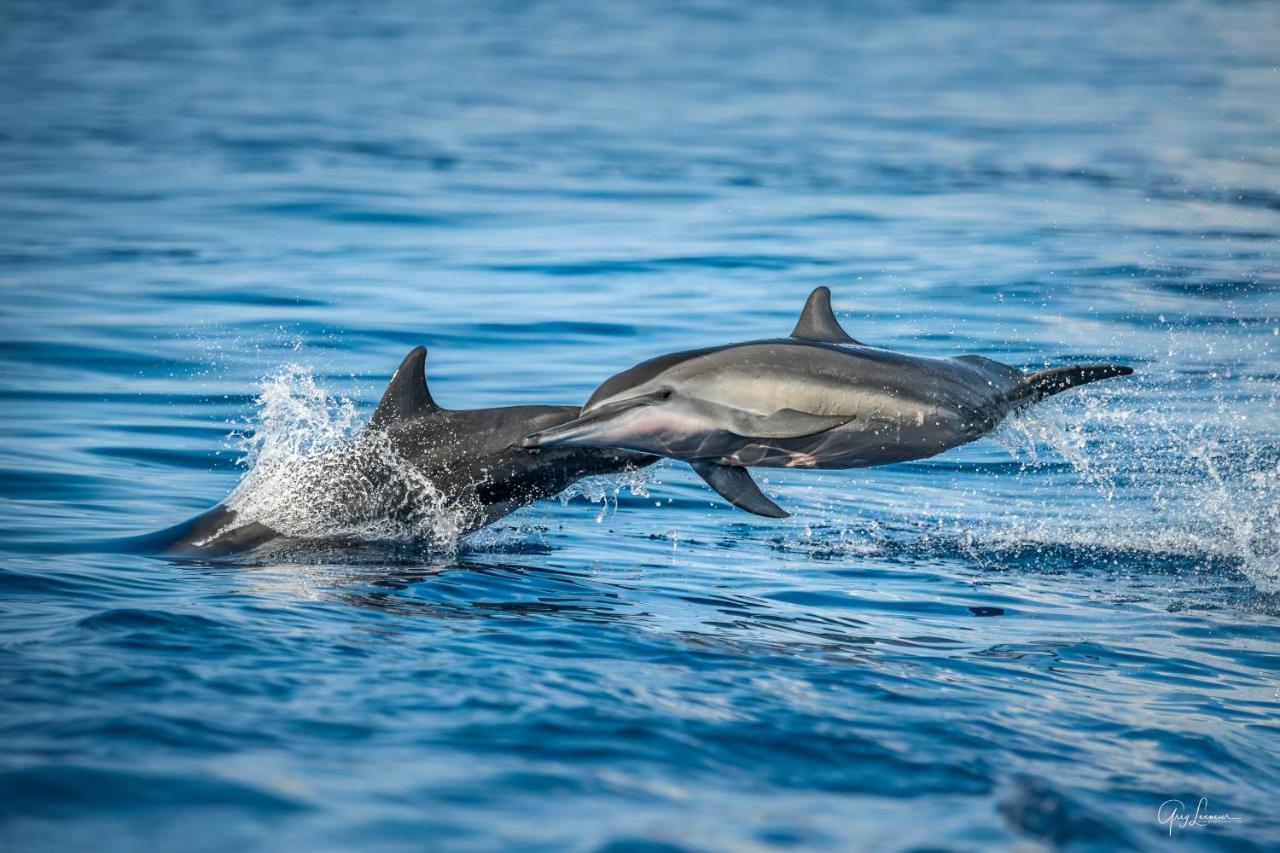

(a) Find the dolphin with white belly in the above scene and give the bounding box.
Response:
[522,287,1133,518]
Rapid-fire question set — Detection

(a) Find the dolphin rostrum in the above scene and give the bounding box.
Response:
[522,287,1133,518]
[161,347,656,555]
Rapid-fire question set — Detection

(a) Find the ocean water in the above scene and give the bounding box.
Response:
[2,0,1278,849]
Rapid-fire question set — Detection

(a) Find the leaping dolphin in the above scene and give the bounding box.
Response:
[522,287,1133,518]
[161,347,656,555]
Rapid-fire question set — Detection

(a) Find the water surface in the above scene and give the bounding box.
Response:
[2,1,1278,849]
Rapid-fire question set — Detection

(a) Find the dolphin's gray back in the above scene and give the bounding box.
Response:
[593,339,1021,409]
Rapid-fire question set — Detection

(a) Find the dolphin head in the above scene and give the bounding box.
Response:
[521,336,860,457]
[583,359,671,411]
[521,351,708,453]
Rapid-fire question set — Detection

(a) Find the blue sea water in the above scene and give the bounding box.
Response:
[2,0,1279,849]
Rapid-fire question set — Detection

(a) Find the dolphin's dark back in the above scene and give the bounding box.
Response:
[379,403,655,526]
[161,347,656,557]
[159,505,279,557]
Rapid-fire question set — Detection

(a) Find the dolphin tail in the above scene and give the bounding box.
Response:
[1009,363,1134,407]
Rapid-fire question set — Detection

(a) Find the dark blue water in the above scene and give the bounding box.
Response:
[2,1,1279,849]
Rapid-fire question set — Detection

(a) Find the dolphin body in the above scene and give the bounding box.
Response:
[161,347,656,556]
[522,288,1133,518]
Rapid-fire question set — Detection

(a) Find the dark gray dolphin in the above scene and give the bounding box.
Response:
[523,287,1133,518]
[162,347,656,556]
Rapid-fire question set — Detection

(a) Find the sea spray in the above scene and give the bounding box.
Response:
[224,364,475,548]
[991,385,1279,592]
[220,363,665,551]
[557,463,658,523]
[774,378,1278,595]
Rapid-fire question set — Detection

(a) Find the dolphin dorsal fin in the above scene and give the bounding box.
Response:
[790,286,863,345]
[370,346,440,428]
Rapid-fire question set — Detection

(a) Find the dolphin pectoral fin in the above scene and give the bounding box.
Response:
[727,408,854,440]
[791,286,864,345]
[690,460,789,518]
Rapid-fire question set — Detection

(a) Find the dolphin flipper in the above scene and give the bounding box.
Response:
[690,460,789,518]
[726,408,854,440]
[791,286,864,345]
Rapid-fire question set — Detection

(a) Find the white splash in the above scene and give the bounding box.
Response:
[989,385,1280,593]
[223,364,475,549]
[557,463,659,523]
[781,365,1278,594]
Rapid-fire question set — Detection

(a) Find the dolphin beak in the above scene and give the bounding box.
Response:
[521,395,658,449]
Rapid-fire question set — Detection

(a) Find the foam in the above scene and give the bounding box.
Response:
[223,364,474,550]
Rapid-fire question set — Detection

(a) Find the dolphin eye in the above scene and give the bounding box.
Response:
[657,389,674,400]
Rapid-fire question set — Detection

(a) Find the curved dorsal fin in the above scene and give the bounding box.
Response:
[790,286,862,345]
[370,346,440,428]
